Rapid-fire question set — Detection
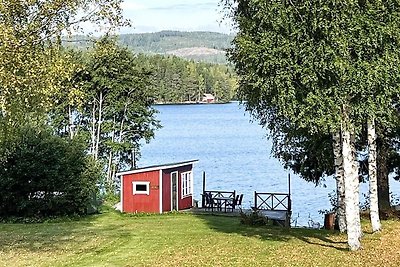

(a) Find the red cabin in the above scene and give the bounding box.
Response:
[117,160,198,213]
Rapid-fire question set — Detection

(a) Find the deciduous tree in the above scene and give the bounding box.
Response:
[224,0,400,250]
[0,0,128,132]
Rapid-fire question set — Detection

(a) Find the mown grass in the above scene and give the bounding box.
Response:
[0,208,399,267]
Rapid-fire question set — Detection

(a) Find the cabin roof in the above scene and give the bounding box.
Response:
[203,93,214,98]
[116,160,199,176]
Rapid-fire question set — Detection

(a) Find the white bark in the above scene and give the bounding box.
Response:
[350,133,362,241]
[342,126,362,251]
[90,101,96,157]
[333,129,346,232]
[68,105,74,139]
[106,115,116,188]
[94,91,103,160]
[368,118,381,232]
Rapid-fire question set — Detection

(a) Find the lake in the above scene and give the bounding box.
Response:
[139,102,400,226]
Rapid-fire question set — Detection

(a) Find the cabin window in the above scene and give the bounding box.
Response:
[181,171,193,198]
[132,181,150,195]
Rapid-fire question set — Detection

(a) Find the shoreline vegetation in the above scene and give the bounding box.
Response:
[154,100,233,105]
[1,208,399,266]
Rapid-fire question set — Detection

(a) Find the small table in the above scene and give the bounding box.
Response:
[213,196,234,212]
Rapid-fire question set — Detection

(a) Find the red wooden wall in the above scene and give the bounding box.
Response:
[122,164,194,213]
[162,165,193,212]
[122,170,160,213]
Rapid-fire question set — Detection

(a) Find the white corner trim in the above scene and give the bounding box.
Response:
[159,170,163,214]
[120,175,124,212]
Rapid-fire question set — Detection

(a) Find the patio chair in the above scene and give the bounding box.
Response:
[203,192,215,211]
[227,193,244,212]
[236,194,244,209]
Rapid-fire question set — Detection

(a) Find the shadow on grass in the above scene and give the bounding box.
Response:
[0,209,132,253]
[193,213,348,251]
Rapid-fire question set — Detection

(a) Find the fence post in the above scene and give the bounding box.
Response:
[202,172,206,208]
[254,191,257,210]
[271,193,274,210]
[288,173,292,212]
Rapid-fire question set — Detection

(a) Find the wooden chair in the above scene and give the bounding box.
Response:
[203,192,215,211]
[227,194,243,212]
[236,194,244,209]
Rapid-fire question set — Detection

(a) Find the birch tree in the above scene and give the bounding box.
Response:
[0,0,129,132]
[52,39,161,191]
[224,0,400,250]
[333,129,346,232]
[368,118,381,232]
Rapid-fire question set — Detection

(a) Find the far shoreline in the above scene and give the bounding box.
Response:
[154,101,235,106]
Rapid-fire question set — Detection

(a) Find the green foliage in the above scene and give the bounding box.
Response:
[239,210,268,226]
[271,125,335,184]
[225,0,400,185]
[0,124,102,218]
[227,0,400,132]
[119,31,233,54]
[50,38,161,189]
[137,54,237,103]
[0,0,128,127]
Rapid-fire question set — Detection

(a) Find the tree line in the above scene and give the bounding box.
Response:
[118,31,234,54]
[138,54,237,103]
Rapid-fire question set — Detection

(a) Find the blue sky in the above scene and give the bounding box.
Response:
[121,0,232,33]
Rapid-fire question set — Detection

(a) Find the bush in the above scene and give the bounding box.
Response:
[0,125,102,217]
[239,210,268,226]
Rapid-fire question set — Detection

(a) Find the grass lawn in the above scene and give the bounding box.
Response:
[0,208,399,267]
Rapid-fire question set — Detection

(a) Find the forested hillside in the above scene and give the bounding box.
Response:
[138,54,236,103]
[119,31,233,53]
[66,31,234,63]
[120,31,233,63]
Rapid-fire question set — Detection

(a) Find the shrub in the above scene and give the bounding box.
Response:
[239,210,268,226]
[0,125,102,217]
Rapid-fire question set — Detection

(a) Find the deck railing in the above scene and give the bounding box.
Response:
[254,191,292,227]
[202,190,235,207]
[254,192,291,212]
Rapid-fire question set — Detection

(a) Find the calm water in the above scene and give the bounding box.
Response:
[139,102,400,226]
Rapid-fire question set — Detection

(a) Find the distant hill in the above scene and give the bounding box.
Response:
[64,31,235,64]
[118,31,234,63]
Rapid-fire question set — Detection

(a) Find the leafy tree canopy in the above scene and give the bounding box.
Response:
[0,0,129,130]
[226,0,400,134]
[0,123,102,217]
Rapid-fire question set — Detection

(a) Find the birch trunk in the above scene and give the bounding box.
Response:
[368,119,381,232]
[114,103,127,173]
[90,100,97,157]
[342,126,362,250]
[106,116,116,188]
[68,105,74,139]
[350,133,362,241]
[333,129,346,232]
[95,91,103,160]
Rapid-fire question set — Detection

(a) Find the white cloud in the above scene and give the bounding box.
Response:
[120,0,233,33]
[121,1,147,11]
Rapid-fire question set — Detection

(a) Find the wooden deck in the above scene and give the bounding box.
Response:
[198,172,292,227]
[187,207,245,217]
[252,191,291,227]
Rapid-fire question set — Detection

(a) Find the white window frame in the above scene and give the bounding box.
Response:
[181,171,193,198]
[132,181,150,195]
